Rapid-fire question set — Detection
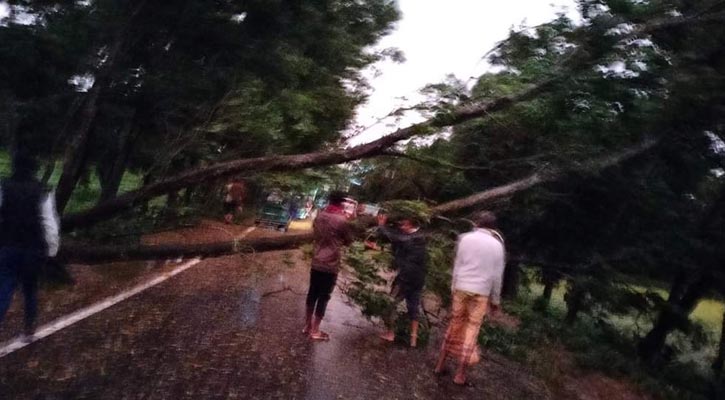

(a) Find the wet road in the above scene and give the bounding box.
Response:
[0,229,549,399]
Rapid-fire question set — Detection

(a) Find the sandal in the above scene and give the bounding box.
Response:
[310,331,330,341]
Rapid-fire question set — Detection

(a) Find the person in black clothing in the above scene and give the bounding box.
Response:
[365,213,427,347]
[0,153,60,337]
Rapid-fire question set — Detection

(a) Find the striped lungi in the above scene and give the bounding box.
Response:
[440,290,489,365]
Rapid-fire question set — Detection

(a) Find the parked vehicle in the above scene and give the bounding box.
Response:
[255,202,292,232]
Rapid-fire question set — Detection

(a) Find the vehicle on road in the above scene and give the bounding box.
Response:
[255,202,292,232]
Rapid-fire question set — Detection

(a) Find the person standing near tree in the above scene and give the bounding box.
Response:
[435,211,505,385]
[0,152,60,338]
[223,178,246,224]
[303,191,353,341]
[365,212,427,348]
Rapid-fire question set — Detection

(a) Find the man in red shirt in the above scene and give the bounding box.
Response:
[223,178,246,224]
[303,191,353,340]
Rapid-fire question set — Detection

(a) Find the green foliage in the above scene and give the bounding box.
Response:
[482,294,722,400]
[343,241,393,319]
[380,200,431,225]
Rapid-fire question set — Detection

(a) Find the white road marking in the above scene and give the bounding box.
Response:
[0,225,257,359]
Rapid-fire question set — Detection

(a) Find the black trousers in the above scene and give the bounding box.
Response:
[306,269,338,318]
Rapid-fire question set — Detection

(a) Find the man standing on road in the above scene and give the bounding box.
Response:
[223,178,246,224]
[365,213,427,348]
[0,152,60,337]
[304,191,353,341]
[435,211,505,385]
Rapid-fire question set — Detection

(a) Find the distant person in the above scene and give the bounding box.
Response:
[223,178,246,224]
[435,211,505,385]
[304,191,353,340]
[365,213,427,348]
[0,152,60,337]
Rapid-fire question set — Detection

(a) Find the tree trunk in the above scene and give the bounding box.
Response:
[97,122,136,202]
[54,84,102,213]
[712,308,725,373]
[57,232,314,263]
[54,2,147,214]
[638,274,710,364]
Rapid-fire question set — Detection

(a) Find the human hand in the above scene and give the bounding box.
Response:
[376,213,388,226]
[364,240,380,251]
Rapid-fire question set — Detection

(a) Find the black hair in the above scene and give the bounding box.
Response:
[327,190,347,206]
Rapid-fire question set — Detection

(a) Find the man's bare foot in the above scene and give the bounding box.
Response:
[310,331,330,341]
[410,334,417,348]
[453,373,466,385]
[379,331,395,342]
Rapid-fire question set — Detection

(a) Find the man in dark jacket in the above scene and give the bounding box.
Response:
[304,191,353,341]
[365,213,427,347]
[0,153,60,336]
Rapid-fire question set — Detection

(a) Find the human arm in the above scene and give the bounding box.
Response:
[41,191,60,257]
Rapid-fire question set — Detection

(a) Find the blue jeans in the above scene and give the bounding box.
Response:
[0,247,41,331]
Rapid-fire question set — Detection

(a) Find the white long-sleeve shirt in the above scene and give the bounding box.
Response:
[0,184,60,257]
[451,228,506,305]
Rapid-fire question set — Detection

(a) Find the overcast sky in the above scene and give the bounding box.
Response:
[347,0,579,145]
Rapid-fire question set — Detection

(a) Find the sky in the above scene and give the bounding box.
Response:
[347,0,579,145]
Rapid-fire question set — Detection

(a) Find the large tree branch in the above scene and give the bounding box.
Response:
[60,138,657,263]
[61,78,555,230]
[433,138,658,214]
[58,233,314,264]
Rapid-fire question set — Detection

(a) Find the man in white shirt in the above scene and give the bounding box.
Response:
[435,211,505,385]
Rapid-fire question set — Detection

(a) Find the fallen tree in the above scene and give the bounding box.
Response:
[59,9,724,231]
[59,138,657,263]
[61,79,552,230]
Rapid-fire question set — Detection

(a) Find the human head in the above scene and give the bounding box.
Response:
[472,211,497,229]
[327,190,347,206]
[397,218,419,233]
[11,151,38,181]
